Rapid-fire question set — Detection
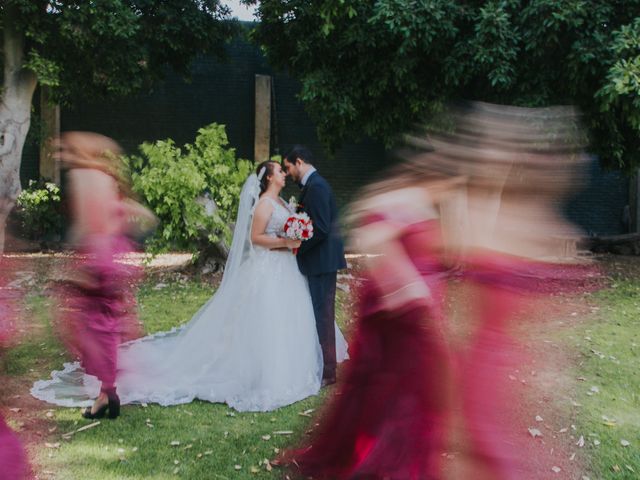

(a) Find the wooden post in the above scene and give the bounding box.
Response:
[254,75,271,163]
[39,86,60,184]
[633,169,640,233]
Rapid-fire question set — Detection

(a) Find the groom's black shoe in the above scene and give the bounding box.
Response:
[321,377,336,388]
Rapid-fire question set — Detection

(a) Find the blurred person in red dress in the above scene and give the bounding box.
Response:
[280,102,593,480]
[42,132,155,420]
[280,158,464,479]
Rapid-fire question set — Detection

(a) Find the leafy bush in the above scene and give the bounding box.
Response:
[125,123,253,258]
[15,180,64,242]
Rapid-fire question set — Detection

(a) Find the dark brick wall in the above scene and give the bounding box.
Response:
[19,34,628,236]
[564,157,629,236]
[57,35,389,210]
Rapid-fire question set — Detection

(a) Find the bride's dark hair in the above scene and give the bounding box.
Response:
[256,161,278,194]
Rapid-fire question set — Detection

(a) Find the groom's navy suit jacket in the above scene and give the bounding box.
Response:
[297,171,347,276]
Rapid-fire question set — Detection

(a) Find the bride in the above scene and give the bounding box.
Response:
[32,161,348,412]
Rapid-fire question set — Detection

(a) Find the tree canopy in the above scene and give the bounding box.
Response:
[249,0,640,169]
[2,0,237,102]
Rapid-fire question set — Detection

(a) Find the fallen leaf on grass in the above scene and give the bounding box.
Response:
[528,428,543,438]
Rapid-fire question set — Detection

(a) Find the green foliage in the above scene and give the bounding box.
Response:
[125,123,252,256]
[3,0,238,103]
[15,179,64,241]
[249,0,640,169]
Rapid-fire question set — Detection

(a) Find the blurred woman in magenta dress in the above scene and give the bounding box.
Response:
[281,164,462,479]
[44,132,154,420]
[281,102,593,480]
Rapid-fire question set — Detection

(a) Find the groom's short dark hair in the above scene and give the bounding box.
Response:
[284,145,313,165]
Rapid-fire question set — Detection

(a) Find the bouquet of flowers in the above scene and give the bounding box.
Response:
[284,212,314,254]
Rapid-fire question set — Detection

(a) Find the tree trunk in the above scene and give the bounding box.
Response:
[0,4,38,252]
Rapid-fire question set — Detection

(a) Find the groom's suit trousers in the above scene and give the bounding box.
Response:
[307,272,337,380]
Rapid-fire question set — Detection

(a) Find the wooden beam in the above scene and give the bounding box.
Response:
[254,75,271,163]
[39,86,60,184]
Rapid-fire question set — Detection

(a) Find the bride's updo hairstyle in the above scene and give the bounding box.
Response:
[256,160,278,194]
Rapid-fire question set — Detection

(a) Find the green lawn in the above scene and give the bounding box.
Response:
[11,275,352,479]
[4,258,639,479]
[567,279,640,479]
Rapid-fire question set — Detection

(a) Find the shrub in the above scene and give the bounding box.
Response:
[15,180,64,242]
[125,123,253,259]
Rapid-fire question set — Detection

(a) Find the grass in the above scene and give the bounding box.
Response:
[566,280,640,479]
[9,274,346,479]
[6,257,639,479]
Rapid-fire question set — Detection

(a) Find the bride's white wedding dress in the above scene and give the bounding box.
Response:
[32,175,348,412]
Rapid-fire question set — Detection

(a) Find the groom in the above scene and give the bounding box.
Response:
[283,146,347,386]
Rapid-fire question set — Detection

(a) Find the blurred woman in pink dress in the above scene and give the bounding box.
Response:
[281,102,593,480]
[281,163,461,479]
[46,132,154,420]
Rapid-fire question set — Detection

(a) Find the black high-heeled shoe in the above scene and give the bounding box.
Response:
[107,393,120,419]
[82,402,108,419]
